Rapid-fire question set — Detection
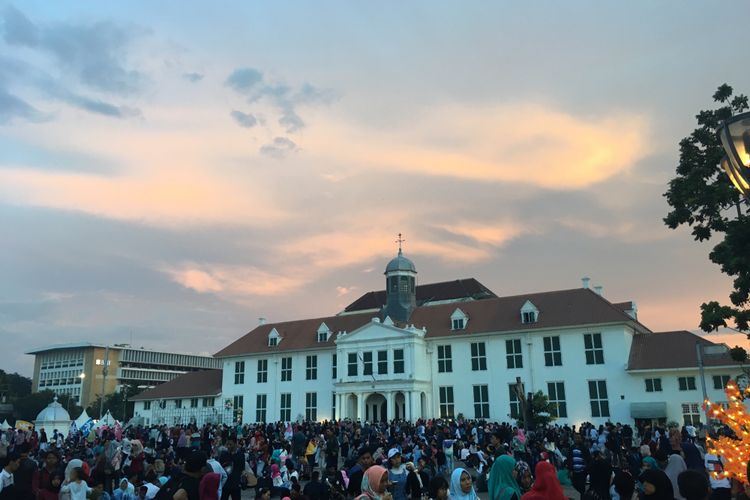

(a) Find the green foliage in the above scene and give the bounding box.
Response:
[0,369,32,401]
[516,390,558,428]
[86,385,140,421]
[730,346,749,364]
[12,390,82,422]
[664,84,750,333]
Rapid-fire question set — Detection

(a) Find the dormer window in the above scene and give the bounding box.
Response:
[268,328,281,347]
[450,308,468,330]
[520,300,539,324]
[316,322,331,343]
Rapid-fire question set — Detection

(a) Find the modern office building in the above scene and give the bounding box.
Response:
[26,343,221,407]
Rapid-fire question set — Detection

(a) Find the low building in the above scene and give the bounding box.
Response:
[131,370,226,426]
[26,343,221,408]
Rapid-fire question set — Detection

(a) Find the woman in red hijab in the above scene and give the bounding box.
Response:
[521,462,565,500]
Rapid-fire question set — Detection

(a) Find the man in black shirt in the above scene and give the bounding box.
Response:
[347,447,373,496]
[221,436,245,500]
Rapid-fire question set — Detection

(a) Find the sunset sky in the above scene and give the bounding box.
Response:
[2,1,750,376]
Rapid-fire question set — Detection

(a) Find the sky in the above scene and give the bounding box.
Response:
[2,1,750,377]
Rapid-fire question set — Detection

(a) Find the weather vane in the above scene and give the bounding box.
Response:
[396,233,405,255]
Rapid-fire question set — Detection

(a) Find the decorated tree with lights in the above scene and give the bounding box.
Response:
[705,379,750,481]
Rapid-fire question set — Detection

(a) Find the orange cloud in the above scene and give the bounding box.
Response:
[164,263,305,297]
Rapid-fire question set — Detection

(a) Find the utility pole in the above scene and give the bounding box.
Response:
[696,342,709,423]
[100,345,109,419]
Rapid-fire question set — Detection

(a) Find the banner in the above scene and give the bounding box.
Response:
[15,420,34,431]
[79,418,94,437]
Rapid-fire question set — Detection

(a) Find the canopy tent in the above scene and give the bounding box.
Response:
[0,419,10,430]
[95,410,118,428]
[75,409,92,428]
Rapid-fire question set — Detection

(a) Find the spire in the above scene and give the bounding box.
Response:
[396,232,405,256]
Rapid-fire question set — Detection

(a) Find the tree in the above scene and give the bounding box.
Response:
[86,385,140,421]
[0,370,32,401]
[664,84,750,333]
[12,390,82,422]
[516,390,558,428]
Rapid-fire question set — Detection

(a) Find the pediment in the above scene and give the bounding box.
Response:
[334,319,425,344]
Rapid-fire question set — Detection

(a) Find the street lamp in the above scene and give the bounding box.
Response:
[718,111,750,200]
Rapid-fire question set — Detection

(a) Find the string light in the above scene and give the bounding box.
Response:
[706,379,750,481]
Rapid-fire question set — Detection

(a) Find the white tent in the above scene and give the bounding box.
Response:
[0,420,10,430]
[74,409,92,428]
[95,410,117,428]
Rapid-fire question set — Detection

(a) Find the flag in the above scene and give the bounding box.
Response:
[69,421,78,435]
[79,418,94,437]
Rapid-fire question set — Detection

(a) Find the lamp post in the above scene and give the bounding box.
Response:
[718,111,750,200]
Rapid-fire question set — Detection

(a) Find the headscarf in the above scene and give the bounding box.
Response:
[199,472,221,500]
[488,455,522,500]
[664,454,687,500]
[520,462,565,500]
[449,468,478,500]
[639,469,674,500]
[642,456,660,471]
[271,464,281,479]
[358,465,388,500]
[515,429,526,445]
[681,441,704,471]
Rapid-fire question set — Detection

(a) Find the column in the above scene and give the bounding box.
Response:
[407,391,415,421]
[386,391,395,421]
[357,393,366,422]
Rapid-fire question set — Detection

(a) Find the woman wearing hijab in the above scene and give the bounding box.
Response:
[664,454,687,500]
[199,472,221,500]
[642,457,660,471]
[488,455,522,500]
[449,469,479,500]
[638,469,674,500]
[520,462,565,500]
[356,465,392,500]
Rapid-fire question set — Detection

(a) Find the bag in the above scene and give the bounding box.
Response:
[242,469,258,488]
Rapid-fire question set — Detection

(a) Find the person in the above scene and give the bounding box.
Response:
[588,450,613,499]
[0,451,20,499]
[428,476,449,500]
[520,462,565,500]
[14,443,36,500]
[200,472,221,500]
[704,451,731,500]
[487,455,522,500]
[114,477,136,500]
[642,456,660,471]
[349,447,374,497]
[664,453,687,500]
[677,470,709,500]
[34,450,64,500]
[405,462,425,500]
[221,436,244,500]
[325,430,339,474]
[512,461,531,495]
[638,469,674,499]
[610,470,635,500]
[567,433,590,496]
[448,468,478,500]
[303,470,329,500]
[388,449,408,500]
[356,465,392,500]
[60,467,93,500]
[173,451,207,500]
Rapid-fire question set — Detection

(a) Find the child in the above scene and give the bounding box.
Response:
[60,467,92,500]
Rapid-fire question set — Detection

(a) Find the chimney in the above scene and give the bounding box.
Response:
[258,317,266,326]
[625,301,638,320]
[581,277,591,289]
[594,286,603,296]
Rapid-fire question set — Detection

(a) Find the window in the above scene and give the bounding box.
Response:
[522,311,536,324]
[281,357,292,381]
[234,361,245,384]
[439,386,454,418]
[543,336,562,366]
[317,331,327,342]
[202,397,214,407]
[473,385,489,418]
[256,394,267,422]
[678,376,697,391]
[348,353,358,376]
[306,355,318,380]
[143,401,151,410]
[377,350,388,374]
[159,400,166,409]
[508,384,521,419]
[471,342,487,371]
[175,399,182,409]
[190,398,198,408]
[584,333,604,365]
[682,403,701,425]
[233,395,243,422]
[506,339,523,369]
[257,359,268,383]
[280,393,291,421]
[452,318,465,330]
[645,378,663,392]
[547,382,567,418]
[713,375,731,390]
[332,354,337,379]
[588,380,609,417]
[437,345,452,373]
[268,336,278,347]
[394,349,405,374]
[363,352,373,375]
[305,392,317,421]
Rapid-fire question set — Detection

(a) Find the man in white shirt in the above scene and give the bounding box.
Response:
[207,456,228,499]
[0,451,21,498]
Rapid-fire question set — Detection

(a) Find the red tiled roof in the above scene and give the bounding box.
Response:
[215,288,646,357]
[343,278,497,312]
[130,370,222,401]
[627,331,740,370]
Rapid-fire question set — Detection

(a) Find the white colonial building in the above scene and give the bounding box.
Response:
[132,250,744,428]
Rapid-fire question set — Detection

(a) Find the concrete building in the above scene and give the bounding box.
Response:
[26,343,221,408]
[132,250,744,427]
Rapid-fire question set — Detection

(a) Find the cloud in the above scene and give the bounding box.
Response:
[1,5,38,46]
[230,110,258,128]
[182,72,204,83]
[0,137,119,175]
[260,137,298,158]
[225,68,263,93]
[0,88,46,124]
[336,286,357,296]
[164,263,306,297]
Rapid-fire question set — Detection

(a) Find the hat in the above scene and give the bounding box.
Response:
[387,448,400,459]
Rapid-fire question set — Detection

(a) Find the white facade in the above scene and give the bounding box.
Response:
[132,396,229,427]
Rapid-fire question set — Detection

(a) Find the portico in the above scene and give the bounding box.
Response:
[335,386,431,422]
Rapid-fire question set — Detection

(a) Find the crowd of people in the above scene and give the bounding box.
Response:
[0,416,747,500]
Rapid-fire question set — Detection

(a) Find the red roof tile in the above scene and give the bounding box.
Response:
[627,331,740,370]
[131,370,222,401]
